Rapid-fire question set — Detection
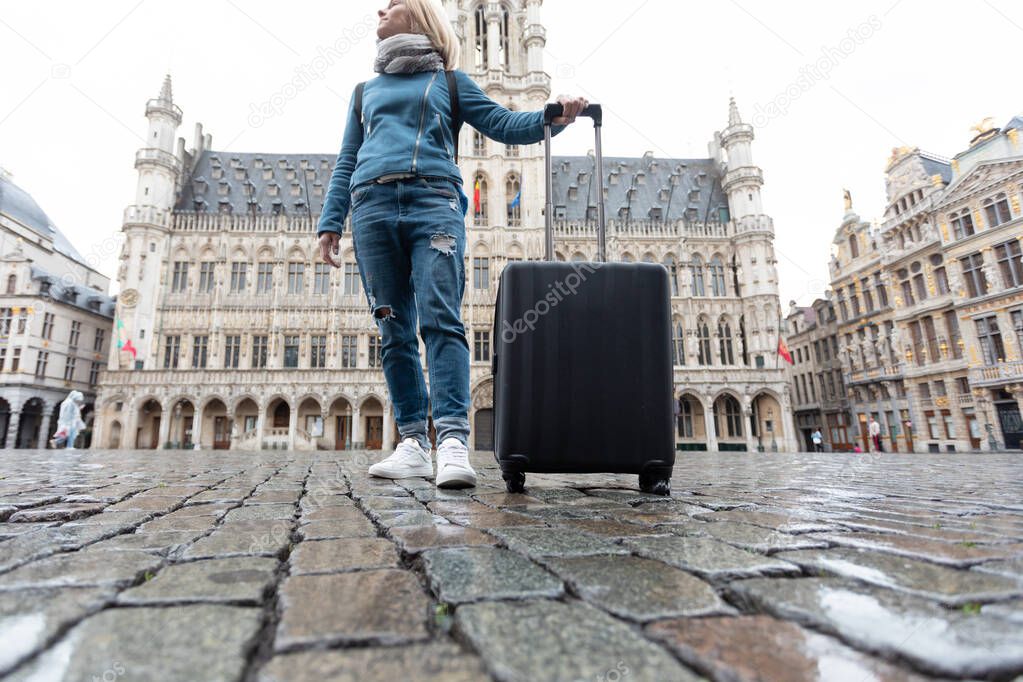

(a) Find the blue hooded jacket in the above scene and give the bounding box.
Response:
[316,69,567,237]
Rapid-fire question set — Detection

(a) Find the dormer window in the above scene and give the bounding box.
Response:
[626,187,638,201]
[609,172,619,185]
[684,207,698,222]
[669,173,681,186]
[586,205,597,221]
[271,200,284,215]
[554,205,567,220]
[689,189,700,202]
[254,157,264,168]
[234,168,246,180]
[659,188,670,202]
[649,207,663,220]
[577,171,589,183]
[291,183,302,197]
[635,172,646,185]
[286,169,297,181]
[267,183,279,197]
[211,167,223,180]
[218,199,232,213]
[319,159,329,169]
[217,181,230,195]
[313,182,324,197]
[618,206,630,220]
[40,281,50,295]
[568,185,578,201]
[262,168,273,181]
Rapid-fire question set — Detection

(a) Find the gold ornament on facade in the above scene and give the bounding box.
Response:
[1009,128,1020,149]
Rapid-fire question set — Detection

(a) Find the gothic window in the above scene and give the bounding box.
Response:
[848,234,859,259]
[709,256,726,296]
[473,130,486,156]
[718,318,735,364]
[474,4,488,69]
[473,173,489,226]
[678,397,694,438]
[506,174,521,226]
[664,254,679,296]
[672,322,685,366]
[690,255,705,296]
[697,317,712,366]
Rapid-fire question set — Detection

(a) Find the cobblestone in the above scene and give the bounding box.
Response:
[0,449,1020,680]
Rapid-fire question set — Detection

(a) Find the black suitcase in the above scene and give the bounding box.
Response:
[491,103,675,495]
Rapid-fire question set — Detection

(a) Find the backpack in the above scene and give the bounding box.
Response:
[354,70,463,163]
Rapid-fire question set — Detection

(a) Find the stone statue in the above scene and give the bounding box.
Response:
[843,188,853,212]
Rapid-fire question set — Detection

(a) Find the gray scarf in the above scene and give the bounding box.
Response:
[374,33,444,74]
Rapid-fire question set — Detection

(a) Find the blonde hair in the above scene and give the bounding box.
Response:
[404,0,460,70]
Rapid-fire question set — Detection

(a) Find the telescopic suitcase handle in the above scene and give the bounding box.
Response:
[542,103,606,262]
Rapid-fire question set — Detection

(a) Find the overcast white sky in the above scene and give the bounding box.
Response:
[2,1,1021,304]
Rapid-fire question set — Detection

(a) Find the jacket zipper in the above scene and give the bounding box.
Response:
[411,71,438,174]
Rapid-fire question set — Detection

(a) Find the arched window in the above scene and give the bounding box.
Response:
[697,318,712,365]
[506,174,521,226]
[473,4,488,69]
[848,234,859,259]
[950,209,975,240]
[718,318,734,364]
[571,252,586,262]
[498,5,510,69]
[678,397,694,438]
[6,274,15,294]
[621,252,634,263]
[473,173,488,226]
[642,252,656,263]
[672,322,685,366]
[715,395,743,438]
[709,256,726,296]
[690,255,705,296]
[739,315,749,365]
[983,192,1012,227]
[473,130,486,156]
[664,254,679,296]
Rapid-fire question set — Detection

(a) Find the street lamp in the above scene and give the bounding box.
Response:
[344,405,352,451]
[972,388,1001,451]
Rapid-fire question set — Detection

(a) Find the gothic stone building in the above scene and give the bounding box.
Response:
[92,1,795,452]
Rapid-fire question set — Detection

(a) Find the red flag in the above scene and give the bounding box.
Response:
[473,178,481,214]
[778,337,793,365]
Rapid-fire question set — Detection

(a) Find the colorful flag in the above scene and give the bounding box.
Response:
[116,317,138,359]
[777,337,793,365]
[509,188,520,209]
[473,178,481,214]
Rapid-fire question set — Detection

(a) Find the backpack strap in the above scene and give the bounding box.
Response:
[445,70,462,164]
[354,75,462,162]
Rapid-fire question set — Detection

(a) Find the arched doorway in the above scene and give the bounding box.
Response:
[168,399,196,448]
[0,398,10,446]
[17,398,45,449]
[676,393,707,451]
[233,397,259,449]
[107,420,122,449]
[329,397,354,450]
[297,396,323,450]
[713,394,745,451]
[361,397,384,450]
[135,398,162,449]
[751,392,783,452]
[201,398,230,449]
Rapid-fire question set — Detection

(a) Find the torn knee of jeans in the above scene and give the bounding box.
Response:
[429,233,457,256]
[373,305,395,320]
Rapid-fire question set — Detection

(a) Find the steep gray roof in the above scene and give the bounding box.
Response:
[0,174,88,265]
[920,153,953,185]
[176,150,730,222]
[28,264,116,318]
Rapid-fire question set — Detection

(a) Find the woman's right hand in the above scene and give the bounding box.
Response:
[319,232,341,268]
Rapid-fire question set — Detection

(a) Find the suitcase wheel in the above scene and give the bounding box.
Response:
[639,473,671,496]
[503,470,526,494]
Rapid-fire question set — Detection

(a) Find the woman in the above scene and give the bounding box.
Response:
[317,0,587,488]
[50,390,86,450]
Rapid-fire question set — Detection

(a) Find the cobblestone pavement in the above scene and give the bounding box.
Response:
[0,449,1022,681]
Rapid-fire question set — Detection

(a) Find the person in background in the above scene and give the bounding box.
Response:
[50,390,86,450]
[868,416,883,453]
[811,427,824,453]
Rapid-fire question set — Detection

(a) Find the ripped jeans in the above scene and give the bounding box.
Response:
[349,175,471,450]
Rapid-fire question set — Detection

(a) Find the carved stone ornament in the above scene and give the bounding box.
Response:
[120,289,139,307]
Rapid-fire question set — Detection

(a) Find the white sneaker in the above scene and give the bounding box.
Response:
[368,438,433,479]
[435,437,477,488]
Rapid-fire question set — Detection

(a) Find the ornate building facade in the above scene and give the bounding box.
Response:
[1,171,115,448]
[825,117,1023,452]
[93,0,795,452]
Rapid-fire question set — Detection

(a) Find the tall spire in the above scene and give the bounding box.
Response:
[158,73,173,105]
[728,97,742,127]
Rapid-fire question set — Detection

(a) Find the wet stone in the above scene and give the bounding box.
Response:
[89,530,205,554]
[137,514,219,533]
[775,547,1023,606]
[647,614,933,682]
[289,538,399,575]
[547,554,729,621]
[729,576,1023,679]
[371,509,437,528]
[816,531,1023,567]
[389,524,496,555]
[222,503,296,522]
[104,496,181,513]
[694,509,837,533]
[445,510,545,529]
[276,570,429,650]
[187,489,251,504]
[362,496,425,514]
[7,604,262,682]
[297,505,369,526]
[489,527,628,558]
[0,587,111,674]
[296,516,377,540]
[60,510,152,527]
[0,548,162,590]
[696,521,832,554]
[299,495,355,514]
[972,556,1023,580]
[183,521,293,559]
[8,503,107,523]
[981,599,1023,624]
[555,518,671,538]
[257,642,488,682]
[119,556,278,605]
[626,535,800,580]
[455,598,702,682]
[422,546,563,604]
[247,490,302,504]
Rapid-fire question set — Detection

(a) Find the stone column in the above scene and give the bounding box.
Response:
[288,400,298,451]
[36,402,52,449]
[486,4,501,70]
[780,391,798,452]
[382,403,394,452]
[352,405,364,450]
[5,409,21,449]
[90,406,104,450]
[703,399,718,452]
[157,408,172,449]
[255,405,266,451]
[742,398,757,453]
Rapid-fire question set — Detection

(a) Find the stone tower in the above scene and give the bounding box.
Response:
[110,74,183,370]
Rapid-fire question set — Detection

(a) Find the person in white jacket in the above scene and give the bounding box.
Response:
[51,390,86,450]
